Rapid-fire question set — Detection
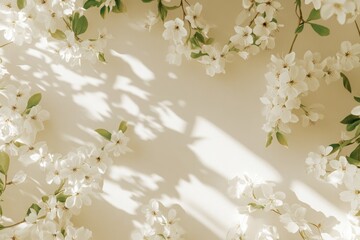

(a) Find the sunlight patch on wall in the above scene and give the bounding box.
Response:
[177,175,240,238]
[102,166,164,214]
[189,116,281,181]
[72,91,111,121]
[113,76,150,100]
[51,64,103,90]
[111,50,155,82]
[291,181,347,222]
[151,101,187,133]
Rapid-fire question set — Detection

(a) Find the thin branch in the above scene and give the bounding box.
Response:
[0,42,12,48]
[355,21,360,38]
[289,33,299,53]
[2,219,25,229]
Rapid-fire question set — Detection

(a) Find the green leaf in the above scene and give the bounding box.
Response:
[205,38,214,45]
[0,152,10,176]
[307,8,321,21]
[26,93,42,110]
[194,32,205,44]
[100,6,107,18]
[158,2,168,21]
[295,24,304,34]
[0,205,2,216]
[26,203,41,216]
[341,72,352,93]
[0,178,4,196]
[164,4,181,10]
[310,23,330,36]
[356,210,360,217]
[98,52,106,63]
[341,114,359,124]
[112,0,126,13]
[190,51,207,59]
[329,143,340,154]
[118,121,128,133]
[190,37,200,48]
[0,224,4,230]
[56,193,70,203]
[17,0,26,9]
[248,202,264,210]
[72,13,88,36]
[142,0,154,2]
[95,128,112,141]
[347,120,360,131]
[354,96,360,103]
[265,133,273,147]
[42,195,49,202]
[350,144,360,159]
[50,29,66,40]
[347,156,360,166]
[295,0,301,7]
[83,0,101,9]
[276,132,288,147]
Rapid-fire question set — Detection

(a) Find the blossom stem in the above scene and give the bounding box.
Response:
[1,219,25,229]
[309,223,324,240]
[289,1,304,53]
[248,12,259,27]
[355,21,360,38]
[0,42,12,48]
[289,33,299,53]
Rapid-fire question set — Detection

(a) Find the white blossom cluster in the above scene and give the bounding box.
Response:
[0,0,112,65]
[306,144,360,216]
[145,0,282,76]
[261,41,360,144]
[305,0,360,24]
[131,199,185,240]
[0,66,131,239]
[228,174,360,239]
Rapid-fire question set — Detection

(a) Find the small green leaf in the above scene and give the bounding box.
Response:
[356,210,360,216]
[50,29,66,40]
[83,0,101,9]
[56,193,70,203]
[95,128,112,141]
[347,120,360,131]
[0,152,10,176]
[98,52,106,63]
[0,224,4,230]
[329,143,340,154]
[307,8,321,21]
[265,133,273,147]
[0,205,2,216]
[350,144,360,159]
[190,51,207,59]
[248,202,264,210]
[142,0,154,2]
[295,24,304,34]
[276,132,288,147]
[118,121,128,133]
[100,6,107,18]
[112,0,126,13]
[205,38,214,45]
[0,178,4,196]
[194,32,205,44]
[164,4,181,10]
[347,156,360,166]
[17,0,26,9]
[26,93,42,110]
[310,23,330,36]
[26,203,41,216]
[340,114,359,124]
[354,96,360,103]
[72,12,88,36]
[341,72,352,93]
[42,195,49,202]
[158,2,168,21]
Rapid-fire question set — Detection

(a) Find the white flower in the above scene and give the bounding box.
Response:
[278,66,307,99]
[257,225,279,240]
[144,10,159,31]
[253,15,277,37]
[18,141,49,166]
[327,156,357,187]
[256,0,281,18]
[280,203,310,233]
[322,57,341,84]
[45,159,62,185]
[0,106,22,144]
[104,130,131,157]
[142,199,162,225]
[340,172,360,211]
[257,184,286,211]
[23,105,49,138]
[9,170,27,185]
[1,11,33,45]
[25,208,38,224]
[337,41,360,71]
[185,3,205,29]
[320,0,356,24]
[305,0,323,9]
[230,26,253,47]
[226,215,249,240]
[88,148,112,174]
[65,226,92,240]
[162,18,187,44]
[166,43,191,66]
[301,104,324,127]
[306,146,333,179]
[64,184,92,210]
[59,30,80,63]
[351,105,360,116]
[228,174,263,199]
[199,45,228,76]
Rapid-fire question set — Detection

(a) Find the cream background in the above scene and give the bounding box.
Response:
[2,0,360,239]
